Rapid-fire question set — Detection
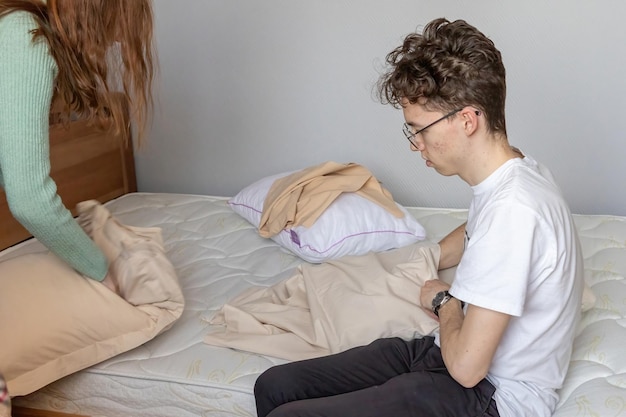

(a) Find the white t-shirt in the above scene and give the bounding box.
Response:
[447,155,584,417]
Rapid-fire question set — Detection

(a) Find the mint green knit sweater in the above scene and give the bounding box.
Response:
[0,11,108,281]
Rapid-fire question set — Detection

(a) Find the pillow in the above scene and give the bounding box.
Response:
[1,201,184,397]
[228,170,427,263]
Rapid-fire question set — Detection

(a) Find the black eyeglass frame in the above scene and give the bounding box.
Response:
[402,108,463,148]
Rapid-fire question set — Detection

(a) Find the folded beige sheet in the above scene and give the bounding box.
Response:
[259,161,404,238]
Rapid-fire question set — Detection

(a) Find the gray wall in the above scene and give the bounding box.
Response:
[138,0,626,216]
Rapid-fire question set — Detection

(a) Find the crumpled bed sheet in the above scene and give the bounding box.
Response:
[204,242,441,360]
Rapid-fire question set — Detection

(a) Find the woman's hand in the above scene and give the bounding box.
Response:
[101,271,119,294]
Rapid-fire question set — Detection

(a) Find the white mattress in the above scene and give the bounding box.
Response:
[6,192,626,417]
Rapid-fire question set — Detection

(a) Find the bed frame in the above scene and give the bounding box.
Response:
[0,93,136,252]
[2,94,137,417]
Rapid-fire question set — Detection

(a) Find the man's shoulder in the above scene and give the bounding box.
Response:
[516,154,559,186]
[498,157,563,204]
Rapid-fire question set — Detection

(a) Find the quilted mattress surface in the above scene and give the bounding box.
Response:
[4,192,626,417]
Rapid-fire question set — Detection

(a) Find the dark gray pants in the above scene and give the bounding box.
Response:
[254,337,499,417]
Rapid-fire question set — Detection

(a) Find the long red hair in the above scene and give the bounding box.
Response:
[0,0,156,145]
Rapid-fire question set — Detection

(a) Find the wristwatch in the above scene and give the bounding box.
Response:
[431,290,454,317]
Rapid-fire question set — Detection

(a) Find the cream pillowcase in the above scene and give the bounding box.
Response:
[1,201,184,397]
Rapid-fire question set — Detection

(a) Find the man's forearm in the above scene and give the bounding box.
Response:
[438,223,466,270]
[437,299,481,388]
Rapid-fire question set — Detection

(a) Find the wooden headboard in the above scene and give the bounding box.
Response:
[0,94,137,251]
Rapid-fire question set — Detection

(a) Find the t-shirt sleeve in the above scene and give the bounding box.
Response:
[450,202,553,317]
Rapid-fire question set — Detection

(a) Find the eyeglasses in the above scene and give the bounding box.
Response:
[402,108,462,148]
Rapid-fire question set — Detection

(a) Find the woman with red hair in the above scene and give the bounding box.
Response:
[0,0,156,401]
[0,0,155,282]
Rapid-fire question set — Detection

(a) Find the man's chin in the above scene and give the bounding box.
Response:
[433,167,455,177]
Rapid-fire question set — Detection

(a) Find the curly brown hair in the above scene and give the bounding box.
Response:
[0,0,156,145]
[377,18,507,135]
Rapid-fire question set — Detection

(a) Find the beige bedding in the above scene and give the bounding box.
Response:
[259,161,404,238]
[2,200,184,396]
[204,242,441,360]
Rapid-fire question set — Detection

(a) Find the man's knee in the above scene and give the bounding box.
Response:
[255,365,287,397]
[254,367,274,414]
[254,365,295,417]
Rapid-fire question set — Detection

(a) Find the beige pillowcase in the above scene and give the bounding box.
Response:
[1,200,184,397]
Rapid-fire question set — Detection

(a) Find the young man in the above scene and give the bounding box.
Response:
[253,18,583,417]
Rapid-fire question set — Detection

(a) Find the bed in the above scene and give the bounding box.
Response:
[2,108,626,417]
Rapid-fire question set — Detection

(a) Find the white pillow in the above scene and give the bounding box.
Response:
[228,171,427,263]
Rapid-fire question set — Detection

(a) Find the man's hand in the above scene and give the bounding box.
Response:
[420,279,451,312]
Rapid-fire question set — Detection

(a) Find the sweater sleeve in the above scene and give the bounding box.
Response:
[0,12,108,281]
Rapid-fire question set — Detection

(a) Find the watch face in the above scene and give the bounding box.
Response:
[432,291,447,308]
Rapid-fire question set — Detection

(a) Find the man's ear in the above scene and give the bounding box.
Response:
[461,108,481,136]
